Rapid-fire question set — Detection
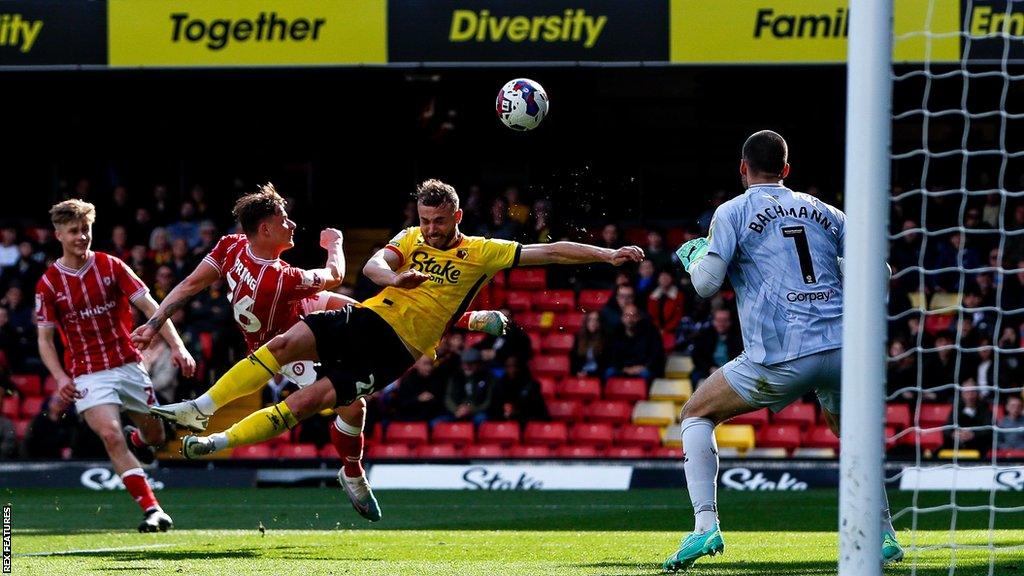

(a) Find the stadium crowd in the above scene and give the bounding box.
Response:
[0,180,1023,459]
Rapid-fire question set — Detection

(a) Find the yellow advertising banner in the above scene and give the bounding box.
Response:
[671,0,961,64]
[109,0,385,66]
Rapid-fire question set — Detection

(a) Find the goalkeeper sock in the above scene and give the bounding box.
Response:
[331,415,365,478]
[881,484,896,535]
[681,417,719,533]
[224,401,299,448]
[199,346,282,413]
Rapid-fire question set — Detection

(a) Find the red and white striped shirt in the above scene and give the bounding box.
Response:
[35,252,146,377]
[202,235,326,353]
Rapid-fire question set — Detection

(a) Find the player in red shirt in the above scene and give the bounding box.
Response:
[133,184,507,522]
[36,199,196,533]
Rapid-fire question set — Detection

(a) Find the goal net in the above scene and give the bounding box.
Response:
[885,0,1024,573]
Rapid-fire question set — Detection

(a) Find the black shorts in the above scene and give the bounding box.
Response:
[302,305,416,407]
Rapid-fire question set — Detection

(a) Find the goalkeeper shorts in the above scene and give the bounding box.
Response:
[721,347,841,414]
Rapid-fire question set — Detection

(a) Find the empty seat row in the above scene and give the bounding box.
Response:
[366,443,683,460]
[385,421,664,449]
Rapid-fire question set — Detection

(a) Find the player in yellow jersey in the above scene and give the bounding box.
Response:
[168,178,644,468]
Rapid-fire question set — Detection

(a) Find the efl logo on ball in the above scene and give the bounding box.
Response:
[496,78,549,131]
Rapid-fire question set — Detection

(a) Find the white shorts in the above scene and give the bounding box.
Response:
[721,348,841,414]
[74,362,157,415]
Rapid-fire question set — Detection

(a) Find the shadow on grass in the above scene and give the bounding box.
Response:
[62,550,261,561]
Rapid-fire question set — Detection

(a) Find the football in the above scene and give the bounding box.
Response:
[496,78,549,131]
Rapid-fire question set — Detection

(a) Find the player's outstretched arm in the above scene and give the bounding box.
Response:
[37,326,78,404]
[131,261,220,350]
[132,293,197,378]
[518,242,644,267]
[363,247,430,289]
[300,228,345,290]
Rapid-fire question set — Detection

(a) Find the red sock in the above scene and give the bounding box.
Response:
[330,421,365,478]
[130,429,147,448]
[122,469,159,512]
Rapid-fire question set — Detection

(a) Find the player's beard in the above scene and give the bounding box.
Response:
[426,227,458,249]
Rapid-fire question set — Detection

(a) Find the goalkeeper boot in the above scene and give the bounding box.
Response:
[150,400,210,433]
[882,532,904,565]
[340,469,382,522]
[662,525,725,572]
[123,425,156,465]
[138,508,173,533]
[180,435,217,460]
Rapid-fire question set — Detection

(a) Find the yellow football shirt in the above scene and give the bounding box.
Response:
[362,227,521,358]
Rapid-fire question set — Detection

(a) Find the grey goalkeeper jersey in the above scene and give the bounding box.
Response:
[707,183,844,365]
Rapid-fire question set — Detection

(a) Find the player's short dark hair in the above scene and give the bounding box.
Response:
[415,179,460,211]
[742,130,788,176]
[233,183,286,236]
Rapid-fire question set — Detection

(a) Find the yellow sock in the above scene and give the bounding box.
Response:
[225,401,298,448]
[207,346,282,409]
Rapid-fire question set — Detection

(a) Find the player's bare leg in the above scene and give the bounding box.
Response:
[123,410,167,466]
[183,376,337,458]
[330,398,382,521]
[153,322,320,431]
[83,405,171,532]
[822,409,903,564]
[664,369,753,572]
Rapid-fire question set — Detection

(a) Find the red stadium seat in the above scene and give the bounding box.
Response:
[556,445,599,458]
[884,426,897,451]
[537,376,557,398]
[615,424,662,449]
[492,269,508,287]
[546,399,583,422]
[264,431,292,447]
[276,443,319,459]
[531,355,571,378]
[578,289,612,312]
[509,268,547,290]
[923,313,954,335]
[886,404,911,430]
[19,396,44,419]
[569,423,614,447]
[478,421,521,446]
[386,422,429,446]
[803,426,840,450]
[366,443,414,459]
[415,443,461,459]
[662,331,677,352]
[897,429,944,452]
[508,445,552,458]
[232,444,273,459]
[9,374,41,397]
[524,421,568,447]
[542,333,575,354]
[553,311,584,333]
[918,403,953,429]
[604,377,647,403]
[624,227,648,246]
[43,376,58,396]
[527,332,543,353]
[370,422,384,440]
[651,446,684,459]
[583,400,633,424]
[505,290,534,312]
[432,422,475,447]
[728,409,769,428]
[1,400,19,420]
[464,332,487,349]
[557,377,601,401]
[13,419,30,440]
[319,444,339,459]
[757,424,802,450]
[991,449,1024,459]
[604,446,646,459]
[517,312,548,332]
[535,290,575,312]
[465,444,507,459]
[772,403,817,429]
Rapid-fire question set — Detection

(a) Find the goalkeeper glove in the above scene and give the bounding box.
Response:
[467,310,509,336]
[676,237,709,273]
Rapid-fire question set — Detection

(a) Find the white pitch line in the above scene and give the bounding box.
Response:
[17,543,178,557]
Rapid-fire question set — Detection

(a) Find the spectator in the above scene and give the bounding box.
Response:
[0,410,16,459]
[996,395,1024,451]
[886,339,918,404]
[690,308,743,385]
[943,384,993,453]
[981,192,1001,229]
[1,285,32,335]
[923,331,957,402]
[648,270,684,336]
[600,284,635,331]
[1005,204,1024,265]
[460,185,486,234]
[153,265,176,302]
[394,356,446,422]
[570,311,608,377]
[129,207,154,247]
[0,227,18,269]
[928,233,979,293]
[645,229,672,271]
[150,184,175,226]
[495,356,549,425]
[962,288,996,337]
[504,186,530,225]
[437,348,496,427]
[475,309,533,371]
[604,304,664,382]
[598,224,622,250]
[192,222,218,260]
[128,244,154,286]
[636,260,657,302]
[482,197,517,240]
[169,238,193,280]
[527,198,555,244]
[697,190,727,233]
[0,242,45,291]
[167,201,202,249]
[106,185,134,233]
[106,225,131,262]
[23,396,74,459]
[148,227,172,266]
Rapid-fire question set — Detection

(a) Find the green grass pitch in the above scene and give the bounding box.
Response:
[5,487,1023,575]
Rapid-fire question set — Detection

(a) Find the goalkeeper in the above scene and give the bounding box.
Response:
[662,130,903,572]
